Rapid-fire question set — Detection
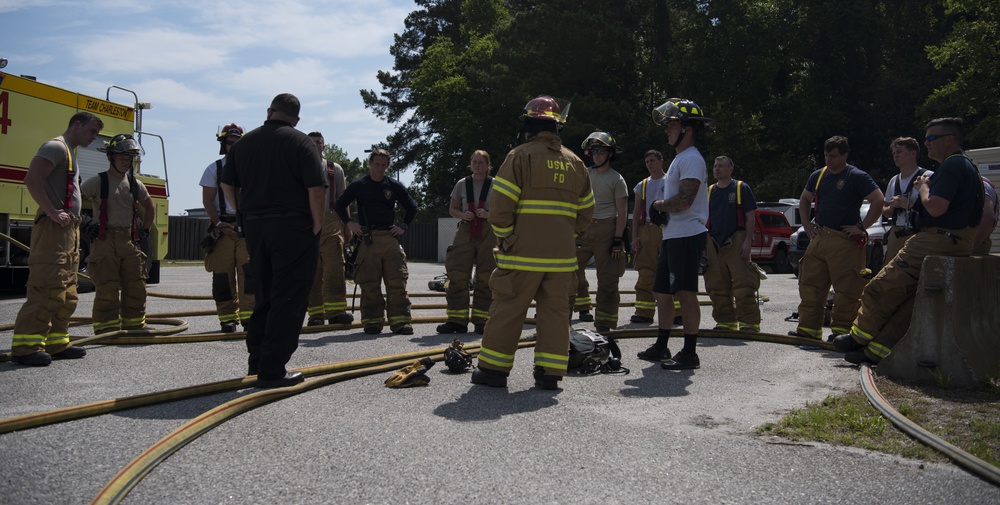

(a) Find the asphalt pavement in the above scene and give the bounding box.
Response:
[1,262,997,504]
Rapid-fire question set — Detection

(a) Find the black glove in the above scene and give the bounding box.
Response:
[650,208,671,227]
[610,237,624,260]
[80,218,100,242]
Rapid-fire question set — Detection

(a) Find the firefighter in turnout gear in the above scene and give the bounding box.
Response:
[438,150,497,335]
[80,134,155,334]
[791,136,883,342]
[704,155,760,333]
[199,123,255,333]
[834,117,985,365]
[305,132,354,327]
[882,137,931,262]
[471,95,594,391]
[11,112,104,366]
[630,149,667,324]
[572,131,629,332]
[335,148,418,335]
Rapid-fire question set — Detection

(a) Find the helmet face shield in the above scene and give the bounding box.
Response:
[100,134,142,157]
[581,131,625,155]
[652,98,715,131]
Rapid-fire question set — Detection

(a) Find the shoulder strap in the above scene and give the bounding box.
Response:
[735,180,745,228]
[813,166,828,216]
[465,176,475,211]
[327,160,339,210]
[52,138,76,212]
[639,178,648,222]
[98,172,109,240]
[215,159,227,215]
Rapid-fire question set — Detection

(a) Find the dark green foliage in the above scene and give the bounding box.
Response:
[361,0,998,218]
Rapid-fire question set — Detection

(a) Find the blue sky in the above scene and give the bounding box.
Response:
[1,0,416,214]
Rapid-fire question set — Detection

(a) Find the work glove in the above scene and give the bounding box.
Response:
[443,340,473,373]
[80,217,100,242]
[610,237,625,260]
[649,208,671,228]
[385,357,435,388]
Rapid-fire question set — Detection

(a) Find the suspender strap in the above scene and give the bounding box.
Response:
[327,160,339,210]
[52,138,76,212]
[464,175,492,240]
[891,168,926,222]
[215,159,227,216]
[98,172,109,240]
[706,180,745,230]
[813,166,828,217]
[639,178,648,223]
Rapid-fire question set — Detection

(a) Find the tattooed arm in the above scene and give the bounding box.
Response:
[652,178,701,214]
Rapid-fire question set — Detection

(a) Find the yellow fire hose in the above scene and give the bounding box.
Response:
[4,232,988,494]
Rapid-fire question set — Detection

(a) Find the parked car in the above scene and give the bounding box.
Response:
[750,209,795,273]
[788,202,889,275]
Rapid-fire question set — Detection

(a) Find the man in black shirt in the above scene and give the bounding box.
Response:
[335,148,418,335]
[220,93,325,388]
[834,117,984,365]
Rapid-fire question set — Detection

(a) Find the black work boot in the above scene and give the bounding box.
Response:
[533,366,562,390]
[579,311,594,322]
[470,367,508,387]
[832,333,865,353]
[436,322,468,334]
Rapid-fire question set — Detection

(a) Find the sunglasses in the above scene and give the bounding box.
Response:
[925,133,954,143]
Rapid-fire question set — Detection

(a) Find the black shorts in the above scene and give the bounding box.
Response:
[653,232,707,295]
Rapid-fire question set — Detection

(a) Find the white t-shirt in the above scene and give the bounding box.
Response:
[633,175,666,223]
[661,146,708,239]
[884,168,932,228]
[198,158,236,215]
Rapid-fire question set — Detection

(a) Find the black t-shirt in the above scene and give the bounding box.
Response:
[804,164,878,229]
[917,153,984,230]
[335,175,418,227]
[220,119,325,216]
[708,180,757,244]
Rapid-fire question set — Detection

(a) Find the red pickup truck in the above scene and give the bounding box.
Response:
[749,209,795,273]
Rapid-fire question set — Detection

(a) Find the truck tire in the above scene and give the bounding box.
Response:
[868,244,885,274]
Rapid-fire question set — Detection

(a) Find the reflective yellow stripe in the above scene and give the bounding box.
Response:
[796,326,823,338]
[739,323,760,333]
[362,318,383,326]
[515,199,580,218]
[495,254,578,272]
[714,322,739,331]
[46,333,70,346]
[578,192,595,209]
[492,176,521,202]
[388,315,411,325]
[307,305,325,317]
[93,319,122,332]
[868,341,891,359]
[478,347,515,368]
[492,224,514,238]
[851,325,875,343]
[219,314,238,323]
[237,311,253,322]
[325,302,347,312]
[446,309,469,320]
[470,308,490,320]
[595,310,618,321]
[830,326,850,335]
[12,334,46,346]
[635,301,657,310]
[534,352,569,371]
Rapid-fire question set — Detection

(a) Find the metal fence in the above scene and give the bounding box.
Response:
[166,216,438,262]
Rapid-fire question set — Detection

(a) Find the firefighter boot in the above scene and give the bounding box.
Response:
[470,367,508,388]
[533,366,562,391]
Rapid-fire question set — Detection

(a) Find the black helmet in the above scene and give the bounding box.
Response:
[99,134,141,161]
[581,131,624,155]
[651,98,714,127]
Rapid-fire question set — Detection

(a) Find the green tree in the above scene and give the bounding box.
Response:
[922,0,1000,147]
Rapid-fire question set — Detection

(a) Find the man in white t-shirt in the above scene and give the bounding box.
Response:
[198,123,255,333]
[637,98,713,371]
[882,137,931,262]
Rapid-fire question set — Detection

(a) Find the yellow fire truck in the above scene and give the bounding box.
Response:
[0,70,170,288]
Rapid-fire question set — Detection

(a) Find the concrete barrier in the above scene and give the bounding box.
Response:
[879,254,1000,388]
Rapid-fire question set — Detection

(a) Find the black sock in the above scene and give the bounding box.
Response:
[655,327,671,349]
[683,333,698,354]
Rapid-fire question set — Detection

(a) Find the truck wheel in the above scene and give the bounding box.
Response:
[773,249,792,274]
